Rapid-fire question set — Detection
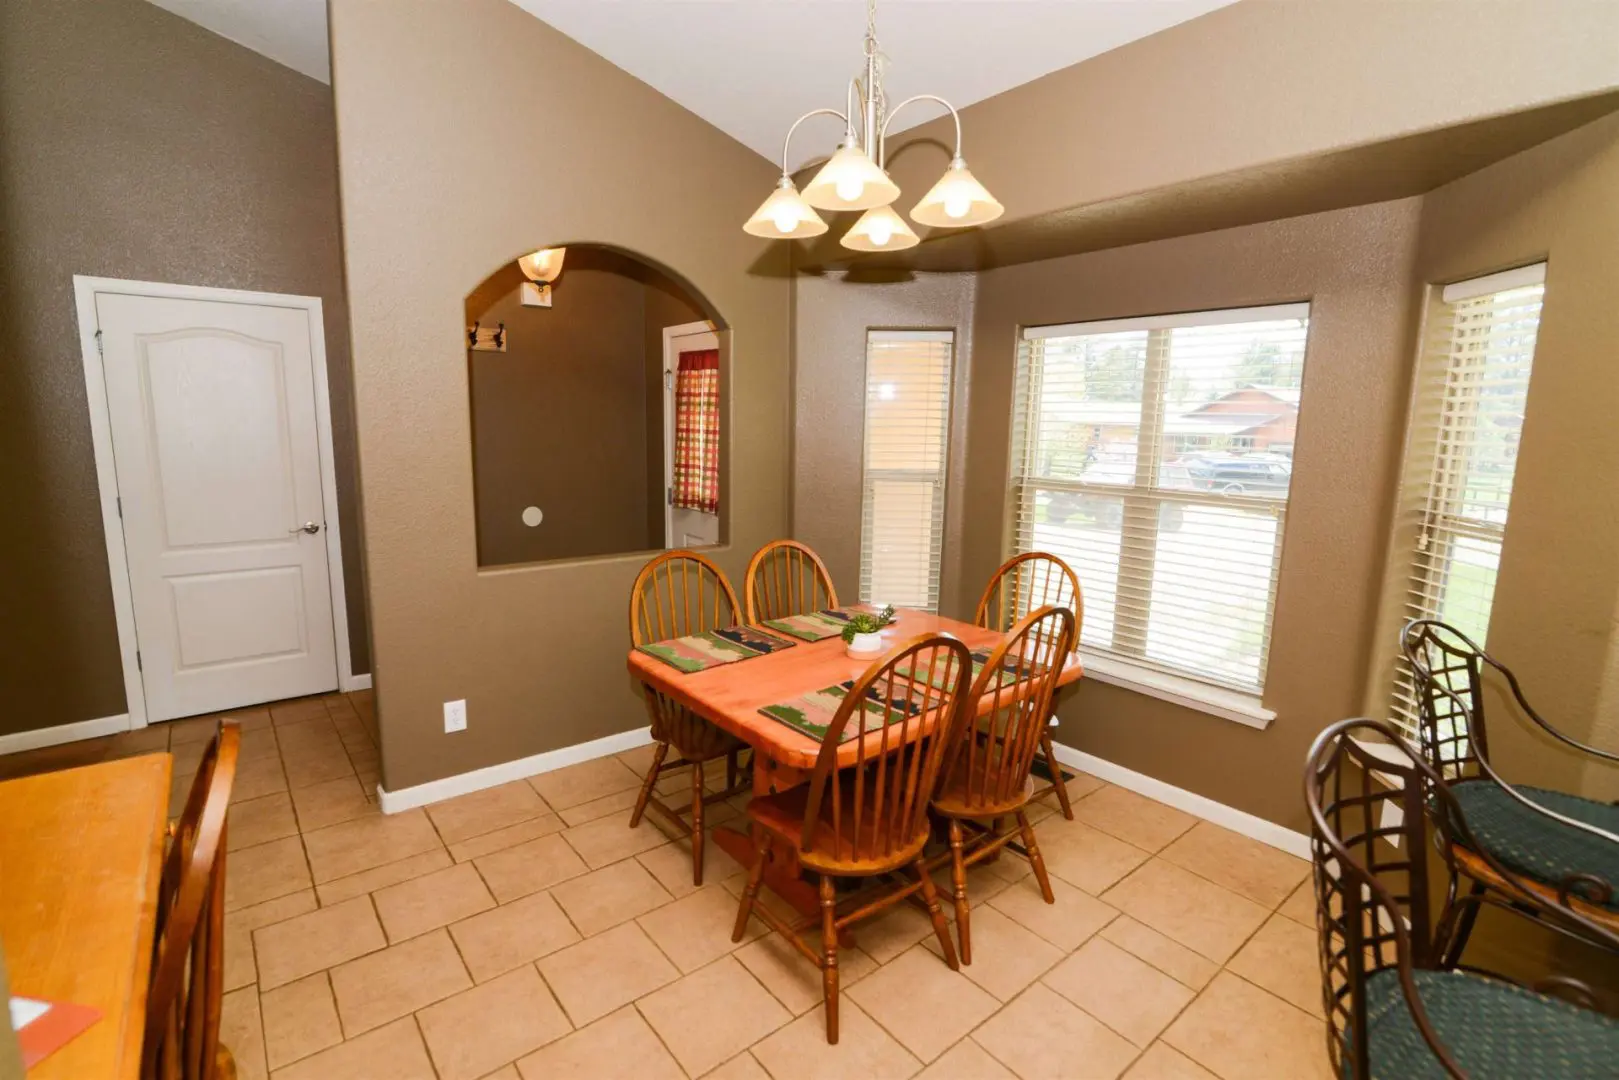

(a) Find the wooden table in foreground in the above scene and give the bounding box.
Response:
[0,754,172,1080]
[627,609,1082,921]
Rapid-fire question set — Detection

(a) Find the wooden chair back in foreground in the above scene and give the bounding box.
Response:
[974,552,1083,819]
[744,539,838,624]
[1304,717,1619,1080]
[144,721,240,1080]
[931,605,1075,963]
[731,633,972,1044]
[627,550,750,885]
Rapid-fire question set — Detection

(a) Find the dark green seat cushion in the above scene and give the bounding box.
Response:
[1450,780,1619,910]
[1358,969,1619,1079]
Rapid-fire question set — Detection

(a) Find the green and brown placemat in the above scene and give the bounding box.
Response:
[759,605,898,643]
[892,648,1049,693]
[759,680,924,743]
[636,625,794,673]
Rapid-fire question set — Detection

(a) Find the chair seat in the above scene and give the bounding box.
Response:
[1451,780,1619,911]
[930,770,1033,820]
[747,780,929,876]
[1361,968,1619,1079]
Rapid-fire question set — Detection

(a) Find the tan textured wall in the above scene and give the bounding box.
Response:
[469,255,653,565]
[880,0,1619,241]
[328,0,790,790]
[791,272,978,606]
[0,0,368,738]
[962,201,1425,831]
[1403,112,1619,801]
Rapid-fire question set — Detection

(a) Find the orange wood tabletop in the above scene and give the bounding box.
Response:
[0,753,172,1080]
[626,609,1083,774]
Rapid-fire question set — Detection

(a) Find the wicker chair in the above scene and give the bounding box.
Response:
[1402,619,1619,961]
[628,551,751,885]
[1304,717,1619,1079]
[744,539,838,624]
[145,722,241,1080]
[974,552,1084,819]
[931,604,1075,963]
[730,633,972,1044]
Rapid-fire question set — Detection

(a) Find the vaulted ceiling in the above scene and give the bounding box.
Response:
[142,0,1234,166]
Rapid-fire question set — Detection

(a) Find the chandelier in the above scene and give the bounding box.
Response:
[743,0,1002,252]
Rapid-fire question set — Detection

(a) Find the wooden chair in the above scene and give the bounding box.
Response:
[1305,717,1619,1079]
[931,605,1076,963]
[629,550,751,885]
[744,539,838,624]
[975,552,1084,819]
[1402,619,1619,962]
[731,633,972,1044]
[144,721,240,1080]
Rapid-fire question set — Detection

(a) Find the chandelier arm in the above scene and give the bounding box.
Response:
[779,107,852,178]
[877,94,962,168]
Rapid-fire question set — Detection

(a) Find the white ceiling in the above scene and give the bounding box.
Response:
[511,0,1235,167]
[143,0,1234,168]
[145,0,330,83]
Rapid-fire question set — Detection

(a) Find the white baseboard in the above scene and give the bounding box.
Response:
[0,714,132,756]
[1049,742,1311,860]
[377,726,654,814]
[341,673,373,692]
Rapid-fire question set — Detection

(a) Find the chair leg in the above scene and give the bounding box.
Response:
[726,748,738,790]
[820,874,840,1045]
[1039,730,1074,820]
[947,819,972,965]
[690,758,706,886]
[732,839,766,942]
[629,742,668,828]
[1017,811,1056,904]
[916,857,960,971]
[1441,879,1488,969]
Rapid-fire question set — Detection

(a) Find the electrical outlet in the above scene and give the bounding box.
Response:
[443,699,467,733]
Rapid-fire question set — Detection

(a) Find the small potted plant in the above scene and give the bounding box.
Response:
[842,605,897,658]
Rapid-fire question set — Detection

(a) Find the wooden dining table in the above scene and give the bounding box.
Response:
[627,608,1082,921]
[0,753,172,1079]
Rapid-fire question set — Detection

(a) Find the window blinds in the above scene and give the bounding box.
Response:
[1009,305,1311,693]
[1386,265,1545,733]
[860,330,954,612]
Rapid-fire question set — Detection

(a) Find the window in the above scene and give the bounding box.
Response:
[1009,305,1311,695]
[1384,264,1545,732]
[860,331,954,611]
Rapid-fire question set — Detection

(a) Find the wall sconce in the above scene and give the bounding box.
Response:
[518,247,566,307]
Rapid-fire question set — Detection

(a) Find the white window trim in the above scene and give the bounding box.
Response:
[1439,262,1545,303]
[1080,650,1276,730]
[1023,302,1310,340]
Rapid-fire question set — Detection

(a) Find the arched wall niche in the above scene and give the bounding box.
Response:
[464,242,730,566]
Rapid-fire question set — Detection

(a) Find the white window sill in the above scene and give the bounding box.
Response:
[1077,651,1276,730]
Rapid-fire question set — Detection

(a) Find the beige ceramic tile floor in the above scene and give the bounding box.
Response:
[3,696,1332,1079]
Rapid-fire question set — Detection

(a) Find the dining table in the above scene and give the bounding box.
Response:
[0,753,172,1079]
[626,607,1082,923]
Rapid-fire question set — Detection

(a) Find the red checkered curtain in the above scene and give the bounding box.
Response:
[672,349,720,514]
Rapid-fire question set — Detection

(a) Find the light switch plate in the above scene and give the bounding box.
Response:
[443,699,467,733]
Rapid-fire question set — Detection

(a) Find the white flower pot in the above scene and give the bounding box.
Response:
[846,631,885,659]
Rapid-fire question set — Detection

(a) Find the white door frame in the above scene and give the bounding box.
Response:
[661,320,720,549]
[73,275,364,730]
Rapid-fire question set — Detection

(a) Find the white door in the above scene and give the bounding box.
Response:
[96,292,340,721]
[665,323,721,548]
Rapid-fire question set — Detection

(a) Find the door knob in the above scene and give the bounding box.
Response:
[290,521,321,535]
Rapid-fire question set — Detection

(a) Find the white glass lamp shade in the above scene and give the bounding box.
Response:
[743,178,829,239]
[802,144,901,211]
[910,160,1004,228]
[518,247,566,282]
[839,205,919,252]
